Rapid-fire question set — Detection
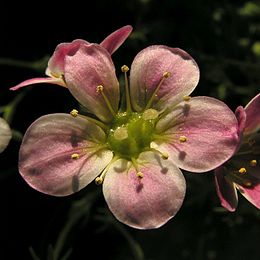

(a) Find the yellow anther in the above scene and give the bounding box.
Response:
[70,109,79,117]
[142,109,159,120]
[238,167,247,174]
[183,96,191,101]
[114,127,128,140]
[121,65,129,72]
[96,85,104,92]
[95,176,103,185]
[137,172,144,179]
[179,135,187,143]
[250,159,257,167]
[161,152,169,160]
[163,71,171,78]
[71,153,80,160]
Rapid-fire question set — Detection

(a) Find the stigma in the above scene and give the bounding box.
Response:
[142,109,159,120]
[114,127,128,140]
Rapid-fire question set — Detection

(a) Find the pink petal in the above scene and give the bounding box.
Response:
[214,167,238,211]
[155,97,239,172]
[64,44,119,122]
[0,117,12,153]
[100,25,133,54]
[19,114,113,196]
[47,39,89,77]
[103,151,186,229]
[236,182,260,209]
[10,77,66,91]
[244,93,260,134]
[130,45,200,111]
[235,106,246,137]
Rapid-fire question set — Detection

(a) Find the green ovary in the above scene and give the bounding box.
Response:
[107,112,157,160]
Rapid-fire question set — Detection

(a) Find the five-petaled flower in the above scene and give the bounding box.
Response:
[0,117,12,153]
[215,93,260,211]
[11,26,240,229]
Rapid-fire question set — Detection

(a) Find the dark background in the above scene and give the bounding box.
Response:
[1,0,260,259]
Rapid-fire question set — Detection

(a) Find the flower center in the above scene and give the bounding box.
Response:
[107,109,159,160]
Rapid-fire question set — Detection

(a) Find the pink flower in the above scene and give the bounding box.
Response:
[10,25,133,91]
[0,117,12,153]
[13,29,240,229]
[215,93,260,211]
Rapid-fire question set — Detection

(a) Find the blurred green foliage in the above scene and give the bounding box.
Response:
[0,0,260,259]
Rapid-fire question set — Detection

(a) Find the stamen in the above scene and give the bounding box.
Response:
[71,153,80,160]
[142,109,159,120]
[70,109,108,131]
[179,135,187,143]
[70,109,79,117]
[96,85,116,117]
[131,157,144,179]
[250,159,257,167]
[149,144,169,160]
[121,65,132,113]
[95,166,108,185]
[95,156,119,185]
[183,96,191,101]
[145,71,171,110]
[238,167,247,174]
[114,127,128,140]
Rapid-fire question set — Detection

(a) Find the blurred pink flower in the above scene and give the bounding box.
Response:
[12,28,240,229]
[0,117,12,153]
[10,25,133,91]
[215,93,260,211]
